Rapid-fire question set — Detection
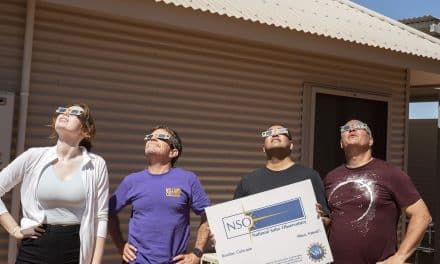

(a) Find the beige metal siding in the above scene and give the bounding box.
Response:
[0,0,26,262]
[408,120,437,213]
[0,0,25,93]
[25,2,407,263]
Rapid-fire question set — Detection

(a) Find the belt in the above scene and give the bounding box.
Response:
[42,224,80,231]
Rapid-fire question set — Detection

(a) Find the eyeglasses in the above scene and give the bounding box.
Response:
[261,128,290,138]
[145,133,180,150]
[340,123,371,135]
[56,106,83,116]
[144,133,172,141]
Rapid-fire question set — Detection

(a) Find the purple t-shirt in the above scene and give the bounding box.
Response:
[109,168,211,264]
[324,159,420,264]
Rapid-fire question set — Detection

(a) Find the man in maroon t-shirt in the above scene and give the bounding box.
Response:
[324,119,431,264]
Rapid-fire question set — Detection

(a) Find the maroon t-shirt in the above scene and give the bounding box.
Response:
[324,158,420,264]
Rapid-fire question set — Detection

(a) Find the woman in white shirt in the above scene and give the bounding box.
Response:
[0,103,109,264]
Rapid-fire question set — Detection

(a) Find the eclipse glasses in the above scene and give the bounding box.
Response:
[144,133,179,149]
[261,128,290,138]
[144,133,171,141]
[340,123,371,135]
[55,106,83,116]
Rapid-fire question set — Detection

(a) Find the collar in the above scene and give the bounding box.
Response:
[44,145,93,169]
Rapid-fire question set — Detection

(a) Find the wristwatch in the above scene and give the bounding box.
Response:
[192,247,203,258]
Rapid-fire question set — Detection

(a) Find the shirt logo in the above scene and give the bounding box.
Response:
[166,187,182,197]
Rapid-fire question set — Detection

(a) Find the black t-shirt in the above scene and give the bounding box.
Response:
[234,164,330,215]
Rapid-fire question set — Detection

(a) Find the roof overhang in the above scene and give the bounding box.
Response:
[43,0,440,75]
[410,70,440,101]
[155,0,440,61]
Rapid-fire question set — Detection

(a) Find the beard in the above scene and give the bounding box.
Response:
[264,146,291,160]
[343,141,370,151]
[144,144,164,156]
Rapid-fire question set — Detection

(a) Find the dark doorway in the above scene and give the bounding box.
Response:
[313,92,388,177]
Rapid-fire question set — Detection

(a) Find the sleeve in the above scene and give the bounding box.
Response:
[190,173,211,215]
[387,166,421,209]
[233,177,247,199]
[310,171,330,216]
[95,157,110,238]
[0,149,30,215]
[108,175,132,216]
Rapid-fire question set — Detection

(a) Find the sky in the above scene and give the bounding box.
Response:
[409,102,438,119]
[350,0,440,20]
[351,1,439,119]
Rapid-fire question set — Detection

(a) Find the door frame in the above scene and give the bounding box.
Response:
[301,84,392,168]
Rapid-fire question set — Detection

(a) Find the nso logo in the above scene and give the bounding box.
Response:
[222,198,305,239]
[222,213,254,238]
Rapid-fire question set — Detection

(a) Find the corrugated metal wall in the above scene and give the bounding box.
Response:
[18,1,407,263]
[0,0,25,93]
[408,120,437,214]
[0,0,26,262]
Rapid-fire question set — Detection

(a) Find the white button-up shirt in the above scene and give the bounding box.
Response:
[0,146,109,264]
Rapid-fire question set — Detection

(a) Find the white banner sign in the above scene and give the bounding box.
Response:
[206,179,333,264]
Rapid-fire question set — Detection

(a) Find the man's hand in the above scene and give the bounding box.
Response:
[208,230,216,250]
[122,242,137,263]
[315,203,331,227]
[376,253,406,264]
[172,253,200,264]
[315,203,324,218]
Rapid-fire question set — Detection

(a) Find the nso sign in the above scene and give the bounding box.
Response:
[221,198,305,239]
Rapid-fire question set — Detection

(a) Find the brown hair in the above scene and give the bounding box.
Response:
[148,125,182,166]
[49,103,96,151]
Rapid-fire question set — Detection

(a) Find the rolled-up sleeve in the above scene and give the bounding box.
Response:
[0,150,29,215]
[95,157,109,238]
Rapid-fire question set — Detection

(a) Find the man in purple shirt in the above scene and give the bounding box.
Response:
[324,119,432,264]
[108,125,211,264]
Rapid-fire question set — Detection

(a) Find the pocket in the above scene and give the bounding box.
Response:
[16,237,45,263]
[20,237,35,246]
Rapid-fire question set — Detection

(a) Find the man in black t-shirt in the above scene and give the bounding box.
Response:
[234,124,330,222]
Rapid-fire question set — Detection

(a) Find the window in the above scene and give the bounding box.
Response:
[409,102,438,119]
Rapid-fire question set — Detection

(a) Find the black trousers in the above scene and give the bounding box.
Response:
[16,224,80,264]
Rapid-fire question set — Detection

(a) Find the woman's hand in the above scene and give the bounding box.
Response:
[14,225,45,239]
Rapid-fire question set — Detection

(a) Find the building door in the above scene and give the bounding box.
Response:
[310,89,389,177]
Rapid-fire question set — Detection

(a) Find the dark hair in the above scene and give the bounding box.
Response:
[49,103,96,151]
[148,125,183,166]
